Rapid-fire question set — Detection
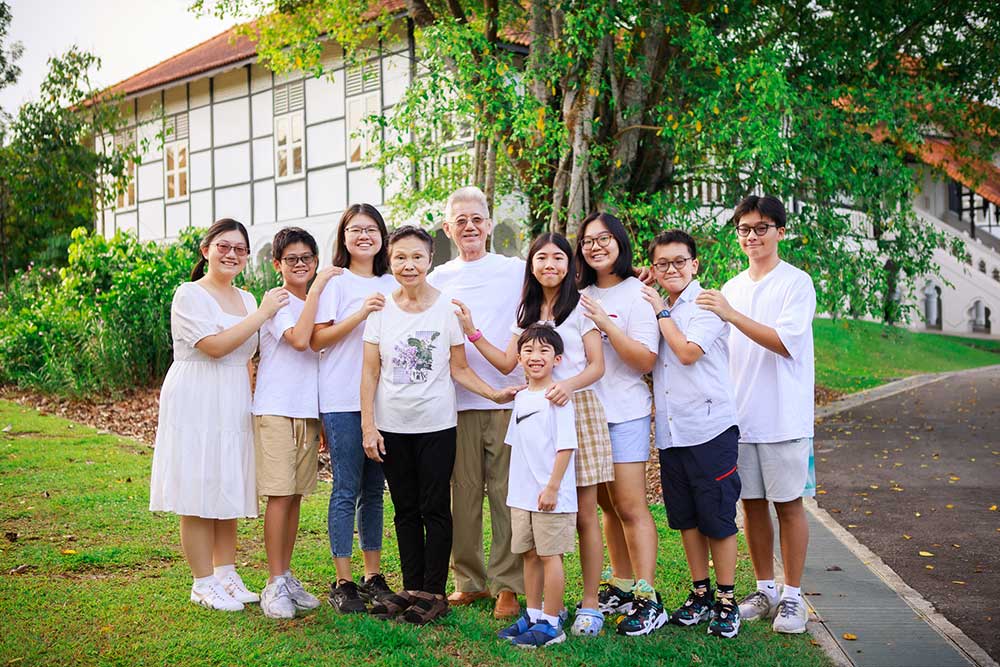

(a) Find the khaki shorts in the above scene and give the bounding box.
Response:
[510,507,577,557]
[253,415,320,497]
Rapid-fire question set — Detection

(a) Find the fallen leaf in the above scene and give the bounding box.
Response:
[817,489,827,495]
[826,565,843,572]
[925,565,935,570]
[949,475,961,481]
[842,633,858,640]
[1,424,11,433]
[915,512,922,517]
[847,524,859,528]
[952,581,966,585]
[869,484,880,490]
[990,505,997,511]
[919,551,934,557]
[61,549,77,555]
[902,534,912,540]
[952,544,960,548]
[8,564,34,575]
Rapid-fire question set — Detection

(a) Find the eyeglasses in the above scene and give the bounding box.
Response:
[652,257,693,272]
[449,216,488,228]
[735,223,778,237]
[211,242,249,257]
[581,233,614,250]
[281,253,315,266]
[345,226,380,237]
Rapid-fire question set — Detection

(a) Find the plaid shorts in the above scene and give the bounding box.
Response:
[572,389,614,486]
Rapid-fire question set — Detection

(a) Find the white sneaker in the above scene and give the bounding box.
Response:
[285,574,321,611]
[772,597,808,634]
[737,590,777,621]
[191,578,244,612]
[260,577,297,619]
[218,569,260,604]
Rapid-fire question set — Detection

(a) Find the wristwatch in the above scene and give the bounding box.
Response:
[656,308,671,320]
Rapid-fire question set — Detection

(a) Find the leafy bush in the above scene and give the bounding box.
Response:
[0,227,277,397]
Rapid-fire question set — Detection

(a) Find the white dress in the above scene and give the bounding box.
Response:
[149,282,259,519]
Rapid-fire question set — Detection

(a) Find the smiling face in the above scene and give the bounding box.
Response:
[202,229,249,281]
[531,242,569,290]
[518,338,560,382]
[443,198,492,260]
[652,242,699,299]
[580,218,620,275]
[273,240,316,291]
[389,235,432,286]
[343,213,384,263]
[736,210,785,264]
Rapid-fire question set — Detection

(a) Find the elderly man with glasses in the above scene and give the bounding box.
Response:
[426,186,527,619]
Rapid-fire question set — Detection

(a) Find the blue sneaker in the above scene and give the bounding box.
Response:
[512,620,567,649]
[498,611,533,641]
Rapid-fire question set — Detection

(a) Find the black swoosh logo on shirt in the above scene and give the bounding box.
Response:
[515,410,540,425]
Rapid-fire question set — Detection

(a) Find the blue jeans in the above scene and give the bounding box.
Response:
[322,411,385,558]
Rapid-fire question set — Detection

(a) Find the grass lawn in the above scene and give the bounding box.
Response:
[814,318,1000,393]
[0,400,827,667]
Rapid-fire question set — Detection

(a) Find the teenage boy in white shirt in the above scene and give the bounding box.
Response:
[497,324,578,649]
[640,230,741,639]
[696,195,817,634]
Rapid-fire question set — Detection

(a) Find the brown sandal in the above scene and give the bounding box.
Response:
[370,590,415,619]
[400,591,450,625]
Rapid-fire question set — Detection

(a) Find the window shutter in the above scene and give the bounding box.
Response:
[174,113,189,140]
[274,85,289,114]
[346,65,364,96]
[364,60,381,93]
[287,80,305,112]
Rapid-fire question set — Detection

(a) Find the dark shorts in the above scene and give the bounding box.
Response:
[658,425,741,539]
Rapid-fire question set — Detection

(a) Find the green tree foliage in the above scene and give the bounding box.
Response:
[198,0,1000,320]
[0,44,141,284]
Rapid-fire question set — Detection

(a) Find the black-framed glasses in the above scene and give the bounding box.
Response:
[449,216,488,228]
[581,233,614,250]
[281,253,315,266]
[736,223,778,237]
[345,226,380,237]
[652,257,693,272]
[212,242,249,257]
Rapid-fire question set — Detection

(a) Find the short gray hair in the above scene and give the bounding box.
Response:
[444,186,490,221]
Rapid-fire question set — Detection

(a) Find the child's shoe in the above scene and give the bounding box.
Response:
[616,590,668,636]
[738,589,778,621]
[512,620,566,649]
[498,610,533,641]
[669,589,714,626]
[570,607,604,636]
[708,597,741,638]
[597,567,634,616]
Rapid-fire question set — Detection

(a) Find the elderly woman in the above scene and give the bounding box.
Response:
[360,225,522,625]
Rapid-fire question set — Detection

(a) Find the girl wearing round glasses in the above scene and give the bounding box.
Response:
[150,218,291,612]
[575,212,663,636]
[310,203,399,614]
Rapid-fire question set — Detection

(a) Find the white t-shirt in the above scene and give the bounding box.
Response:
[722,261,816,442]
[652,281,738,448]
[314,270,399,413]
[363,291,465,434]
[505,389,578,513]
[511,301,598,389]
[253,293,319,419]
[428,253,525,411]
[582,277,659,423]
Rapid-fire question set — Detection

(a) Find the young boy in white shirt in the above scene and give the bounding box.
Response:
[641,230,741,639]
[253,227,337,619]
[696,196,817,634]
[498,324,578,649]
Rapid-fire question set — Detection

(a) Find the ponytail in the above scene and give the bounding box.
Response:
[190,257,208,281]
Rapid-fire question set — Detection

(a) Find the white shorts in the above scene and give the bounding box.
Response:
[608,415,652,464]
[738,438,816,503]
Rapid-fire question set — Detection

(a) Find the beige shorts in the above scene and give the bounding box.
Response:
[253,415,320,497]
[510,507,577,557]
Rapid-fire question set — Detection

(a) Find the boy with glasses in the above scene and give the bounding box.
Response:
[696,196,817,634]
[640,230,741,639]
[253,227,337,618]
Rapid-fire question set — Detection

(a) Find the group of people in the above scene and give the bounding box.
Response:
[149,186,816,649]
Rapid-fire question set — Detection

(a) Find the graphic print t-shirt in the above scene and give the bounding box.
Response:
[363,291,465,433]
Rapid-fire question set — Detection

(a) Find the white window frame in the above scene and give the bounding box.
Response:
[115,130,137,211]
[274,111,306,182]
[347,91,380,167]
[164,140,189,202]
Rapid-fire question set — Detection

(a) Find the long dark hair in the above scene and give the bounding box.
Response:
[516,233,579,328]
[191,218,250,281]
[575,211,635,288]
[332,203,390,276]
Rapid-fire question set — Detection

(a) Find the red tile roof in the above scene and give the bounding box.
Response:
[915,137,1000,207]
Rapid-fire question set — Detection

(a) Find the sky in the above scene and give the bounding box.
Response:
[0,0,243,112]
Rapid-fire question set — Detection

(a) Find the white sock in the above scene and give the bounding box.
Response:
[526,607,542,623]
[781,585,802,602]
[282,569,292,578]
[193,574,216,588]
[214,564,236,578]
[756,579,778,601]
[541,613,560,627]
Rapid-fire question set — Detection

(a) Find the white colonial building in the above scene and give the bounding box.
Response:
[96,16,999,336]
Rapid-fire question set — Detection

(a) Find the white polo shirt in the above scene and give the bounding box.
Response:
[427,252,525,411]
[653,280,738,448]
[722,261,816,443]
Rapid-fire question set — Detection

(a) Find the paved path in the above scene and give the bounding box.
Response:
[801,365,1000,667]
